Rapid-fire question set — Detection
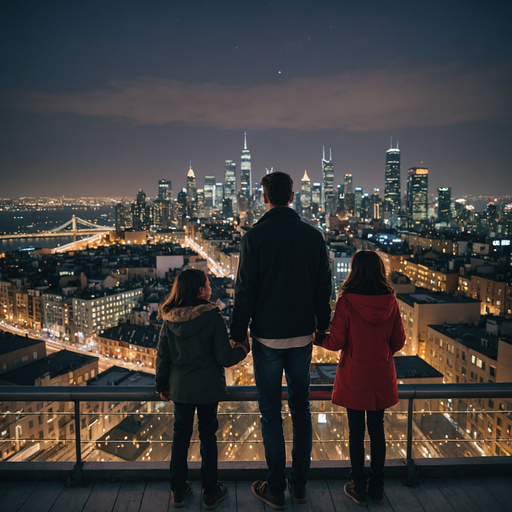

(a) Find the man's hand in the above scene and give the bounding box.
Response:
[159,391,169,402]
[313,330,327,347]
[234,336,251,356]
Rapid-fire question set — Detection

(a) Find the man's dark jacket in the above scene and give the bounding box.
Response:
[230,207,332,343]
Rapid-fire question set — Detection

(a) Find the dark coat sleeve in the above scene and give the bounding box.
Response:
[213,312,247,367]
[154,325,171,392]
[230,232,259,343]
[315,238,332,332]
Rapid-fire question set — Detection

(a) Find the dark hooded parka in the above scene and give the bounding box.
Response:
[321,293,406,411]
[155,302,246,404]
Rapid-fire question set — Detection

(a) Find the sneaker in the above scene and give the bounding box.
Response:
[172,481,192,508]
[252,481,285,510]
[203,481,228,510]
[367,478,385,504]
[288,481,307,503]
[344,481,367,506]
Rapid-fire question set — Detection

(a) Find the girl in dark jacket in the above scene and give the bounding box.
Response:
[315,250,405,506]
[155,269,249,509]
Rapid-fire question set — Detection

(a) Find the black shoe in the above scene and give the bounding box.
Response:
[252,481,285,510]
[367,477,384,504]
[288,481,307,503]
[344,481,367,506]
[172,481,192,508]
[203,481,228,510]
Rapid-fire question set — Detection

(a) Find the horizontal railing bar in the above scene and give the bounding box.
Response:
[0,383,512,402]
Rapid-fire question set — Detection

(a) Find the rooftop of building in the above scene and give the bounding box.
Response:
[0,332,44,356]
[391,272,412,285]
[87,366,155,387]
[394,355,443,380]
[396,291,480,307]
[99,324,160,349]
[74,286,143,301]
[0,350,98,385]
[428,323,499,360]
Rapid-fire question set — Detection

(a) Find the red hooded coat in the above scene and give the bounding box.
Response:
[320,293,406,411]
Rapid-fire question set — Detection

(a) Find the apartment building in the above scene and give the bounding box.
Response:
[425,321,512,457]
[0,351,98,461]
[73,287,143,338]
[458,272,511,316]
[403,259,460,294]
[0,333,46,374]
[97,324,159,370]
[396,291,481,358]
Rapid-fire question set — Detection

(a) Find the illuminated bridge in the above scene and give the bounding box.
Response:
[0,384,511,511]
[0,215,115,241]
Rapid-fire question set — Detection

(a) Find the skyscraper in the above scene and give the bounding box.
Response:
[240,132,252,200]
[354,187,363,217]
[186,164,197,203]
[322,147,335,214]
[384,139,401,215]
[131,189,151,230]
[300,170,311,218]
[301,170,311,208]
[407,168,429,220]
[204,175,216,208]
[158,179,172,201]
[344,174,353,195]
[438,187,452,223]
[312,183,322,207]
[215,183,224,207]
[224,160,237,214]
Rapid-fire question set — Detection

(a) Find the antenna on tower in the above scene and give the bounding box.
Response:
[397,137,399,149]
[330,148,332,160]
[323,145,325,160]
[390,137,393,148]
[189,161,192,168]
[244,131,247,150]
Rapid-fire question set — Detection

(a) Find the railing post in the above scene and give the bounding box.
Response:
[74,401,83,484]
[406,398,415,483]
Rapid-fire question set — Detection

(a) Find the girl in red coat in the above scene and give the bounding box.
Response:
[315,250,405,506]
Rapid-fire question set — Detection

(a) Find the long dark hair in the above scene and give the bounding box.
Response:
[157,268,208,320]
[340,250,394,296]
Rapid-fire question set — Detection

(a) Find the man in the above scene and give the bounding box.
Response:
[231,172,332,510]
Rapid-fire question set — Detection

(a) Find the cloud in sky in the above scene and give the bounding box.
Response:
[8,65,512,132]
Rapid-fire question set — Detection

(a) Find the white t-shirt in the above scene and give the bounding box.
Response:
[254,334,313,349]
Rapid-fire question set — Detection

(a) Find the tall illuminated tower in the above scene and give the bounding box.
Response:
[407,168,428,220]
[158,179,172,201]
[301,170,311,208]
[186,164,197,203]
[224,159,237,214]
[438,187,451,222]
[384,138,401,215]
[204,175,216,208]
[322,146,334,214]
[240,132,252,200]
[344,174,353,195]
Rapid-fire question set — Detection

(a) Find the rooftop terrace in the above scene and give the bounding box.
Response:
[2,475,512,512]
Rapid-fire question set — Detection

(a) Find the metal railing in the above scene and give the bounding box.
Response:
[1,383,512,483]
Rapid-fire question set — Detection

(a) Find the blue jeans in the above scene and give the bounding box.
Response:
[253,340,313,494]
[170,401,218,494]
[346,408,386,481]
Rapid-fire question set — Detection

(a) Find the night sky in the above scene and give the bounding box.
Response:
[1,1,511,200]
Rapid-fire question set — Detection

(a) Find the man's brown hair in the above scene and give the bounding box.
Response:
[260,172,293,207]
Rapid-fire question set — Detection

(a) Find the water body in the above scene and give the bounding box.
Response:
[0,206,114,252]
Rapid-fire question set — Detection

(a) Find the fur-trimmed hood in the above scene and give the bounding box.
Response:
[162,302,218,338]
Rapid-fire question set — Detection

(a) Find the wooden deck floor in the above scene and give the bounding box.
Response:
[2,477,512,512]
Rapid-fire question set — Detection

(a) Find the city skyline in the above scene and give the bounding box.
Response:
[1,1,511,197]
